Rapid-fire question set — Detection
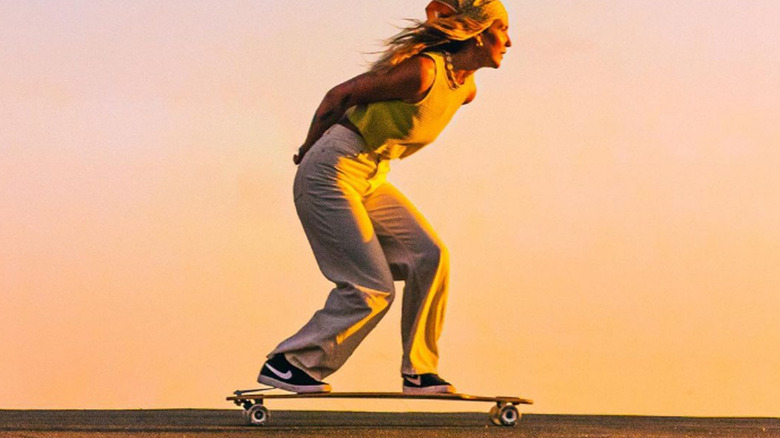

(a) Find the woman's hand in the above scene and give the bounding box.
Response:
[293,146,308,165]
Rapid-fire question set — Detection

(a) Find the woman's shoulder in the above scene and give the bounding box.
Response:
[368,53,437,104]
[413,52,443,81]
[394,53,438,92]
[415,50,445,66]
[406,52,439,70]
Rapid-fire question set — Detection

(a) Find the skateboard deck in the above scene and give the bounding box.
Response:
[227,388,533,427]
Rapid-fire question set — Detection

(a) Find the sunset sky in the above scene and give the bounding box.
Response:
[2,1,779,416]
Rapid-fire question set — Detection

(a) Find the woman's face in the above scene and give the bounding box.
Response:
[481,18,512,68]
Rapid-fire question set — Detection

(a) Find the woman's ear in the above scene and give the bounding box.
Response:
[426,0,457,21]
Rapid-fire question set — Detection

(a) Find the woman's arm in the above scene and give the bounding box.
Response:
[293,56,436,164]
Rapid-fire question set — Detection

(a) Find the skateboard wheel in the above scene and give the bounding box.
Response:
[246,404,269,426]
[498,404,520,426]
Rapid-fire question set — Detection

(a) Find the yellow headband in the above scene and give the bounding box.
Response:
[426,0,508,41]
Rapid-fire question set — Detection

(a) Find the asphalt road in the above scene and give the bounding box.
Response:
[1,410,779,438]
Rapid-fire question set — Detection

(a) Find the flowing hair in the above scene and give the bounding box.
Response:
[369,15,488,73]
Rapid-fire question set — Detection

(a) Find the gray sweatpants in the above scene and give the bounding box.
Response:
[270,124,449,380]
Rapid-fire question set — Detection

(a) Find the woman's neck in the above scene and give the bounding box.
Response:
[449,50,479,83]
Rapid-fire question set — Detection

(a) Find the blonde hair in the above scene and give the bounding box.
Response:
[369,19,481,73]
[369,0,508,73]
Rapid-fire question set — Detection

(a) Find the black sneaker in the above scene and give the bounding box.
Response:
[402,373,456,394]
[258,354,331,393]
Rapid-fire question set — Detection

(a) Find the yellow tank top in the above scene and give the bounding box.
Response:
[346,51,476,160]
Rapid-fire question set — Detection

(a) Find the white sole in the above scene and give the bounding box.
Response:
[402,385,456,395]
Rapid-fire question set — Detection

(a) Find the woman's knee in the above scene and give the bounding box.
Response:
[416,237,449,272]
[357,282,396,313]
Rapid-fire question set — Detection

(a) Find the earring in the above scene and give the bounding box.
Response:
[476,36,484,47]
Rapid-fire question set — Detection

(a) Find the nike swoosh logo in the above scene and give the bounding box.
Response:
[265,363,293,380]
[406,375,422,386]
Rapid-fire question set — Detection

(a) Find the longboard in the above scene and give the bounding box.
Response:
[227,388,533,427]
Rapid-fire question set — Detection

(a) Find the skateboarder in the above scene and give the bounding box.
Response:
[259,0,512,394]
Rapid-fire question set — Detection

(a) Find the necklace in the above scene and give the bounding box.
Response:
[442,51,462,90]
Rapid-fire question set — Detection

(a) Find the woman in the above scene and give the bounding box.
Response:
[258,0,511,394]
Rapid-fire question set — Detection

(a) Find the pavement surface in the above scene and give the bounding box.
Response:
[1,410,779,438]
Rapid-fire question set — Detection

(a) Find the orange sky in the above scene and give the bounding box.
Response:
[2,1,779,416]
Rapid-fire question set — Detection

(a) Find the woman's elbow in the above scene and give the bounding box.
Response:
[324,84,354,110]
